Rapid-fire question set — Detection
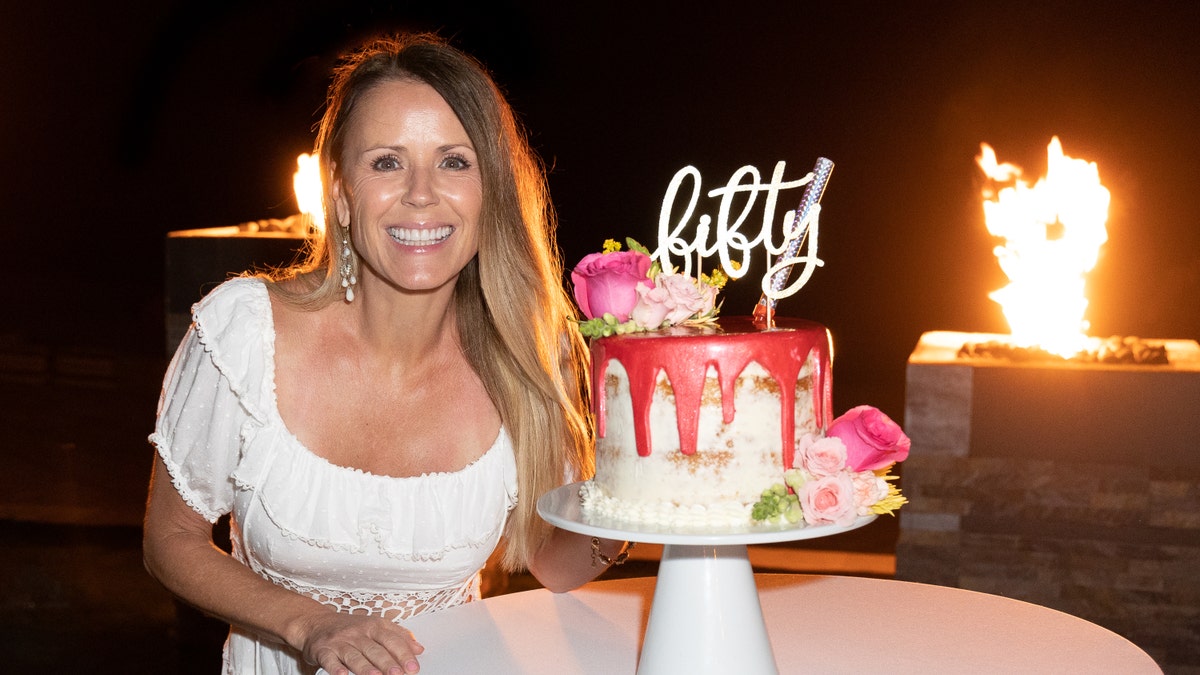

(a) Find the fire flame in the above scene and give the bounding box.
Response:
[293,153,325,233]
[976,137,1110,357]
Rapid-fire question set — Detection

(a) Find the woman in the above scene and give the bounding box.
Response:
[143,33,630,675]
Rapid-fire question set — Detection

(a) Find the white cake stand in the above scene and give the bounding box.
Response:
[538,483,875,675]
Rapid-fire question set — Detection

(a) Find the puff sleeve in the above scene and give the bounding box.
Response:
[148,278,270,522]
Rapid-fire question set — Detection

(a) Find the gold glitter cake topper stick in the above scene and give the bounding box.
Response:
[753,157,834,328]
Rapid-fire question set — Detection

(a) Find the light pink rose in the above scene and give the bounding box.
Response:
[630,284,673,328]
[658,274,713,324]
[796,434,847,477]
[800,472,857,527]
[629,274,715,328]
[571,250,653,322]
[826,406,911,472]
[852,471,889,515]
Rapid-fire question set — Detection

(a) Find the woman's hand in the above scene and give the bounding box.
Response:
[297,612,425,675]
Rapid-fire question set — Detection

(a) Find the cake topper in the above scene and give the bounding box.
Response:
[651,159,832,328]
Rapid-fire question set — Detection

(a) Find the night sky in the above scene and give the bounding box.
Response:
[5,0,1199,417]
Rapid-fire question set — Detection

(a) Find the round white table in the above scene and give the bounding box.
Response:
[404,574,1159,674]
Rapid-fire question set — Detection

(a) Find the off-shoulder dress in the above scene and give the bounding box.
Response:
[150,277,517,674]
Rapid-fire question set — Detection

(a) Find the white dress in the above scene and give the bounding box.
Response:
[150,277,518,674]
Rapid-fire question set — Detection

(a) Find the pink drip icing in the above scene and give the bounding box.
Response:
[591,317,832,472]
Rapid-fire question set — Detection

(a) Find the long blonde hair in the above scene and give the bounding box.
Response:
[268,34,592,570]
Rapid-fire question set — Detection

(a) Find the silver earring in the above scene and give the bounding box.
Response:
[340,229,357,302]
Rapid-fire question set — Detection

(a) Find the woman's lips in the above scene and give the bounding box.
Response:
[387,225,454,246]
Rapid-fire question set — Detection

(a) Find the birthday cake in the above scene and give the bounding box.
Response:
[582,317,833,527]
[572,161,909,530]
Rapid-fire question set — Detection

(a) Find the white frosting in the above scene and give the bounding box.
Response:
[579,481,751,529]
[583,359,818,529]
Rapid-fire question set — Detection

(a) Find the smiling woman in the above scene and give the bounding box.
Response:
[142,33,631,675]
[332,78,484,296]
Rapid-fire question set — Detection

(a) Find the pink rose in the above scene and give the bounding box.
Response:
[796,434,847,476]
[852,471,889,516]
[658,274,713,324]
[630,283,672,328]
[628,274,715,328]
[800,472,857,526]
[571,250,653,322]
[826,406,911,472]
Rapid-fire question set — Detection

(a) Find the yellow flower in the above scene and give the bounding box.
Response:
[869,474,907,515]
[602,239,622,254]
[702,267,729,289]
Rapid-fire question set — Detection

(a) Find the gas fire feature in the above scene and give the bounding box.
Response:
[164,154,323,353]
[898,330,1200,670]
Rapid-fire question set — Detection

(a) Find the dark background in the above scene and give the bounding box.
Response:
[4,0,1199,418]
[2,2,1198,669]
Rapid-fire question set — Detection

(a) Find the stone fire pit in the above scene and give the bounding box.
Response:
[898,330,1199,671]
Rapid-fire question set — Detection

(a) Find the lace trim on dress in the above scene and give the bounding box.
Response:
[148,432,228,523]
[190,277,273,425]
[263,569,481,622]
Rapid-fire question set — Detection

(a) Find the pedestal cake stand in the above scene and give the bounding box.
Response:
[538,483,875,675]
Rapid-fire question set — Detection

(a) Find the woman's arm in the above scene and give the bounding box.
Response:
[526,527,633,593]
[143,455,425,674]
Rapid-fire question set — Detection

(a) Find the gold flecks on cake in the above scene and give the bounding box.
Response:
[701,377,723,406]
[667,449,734,475]
[656,376,675,399]
[744,374,781,396]
[650,370,794,405]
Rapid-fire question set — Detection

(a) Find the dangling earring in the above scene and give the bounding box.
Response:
[340,227,357,302]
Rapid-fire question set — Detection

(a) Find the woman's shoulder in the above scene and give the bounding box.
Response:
[193,276,270,317]
[188,276,274,357]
